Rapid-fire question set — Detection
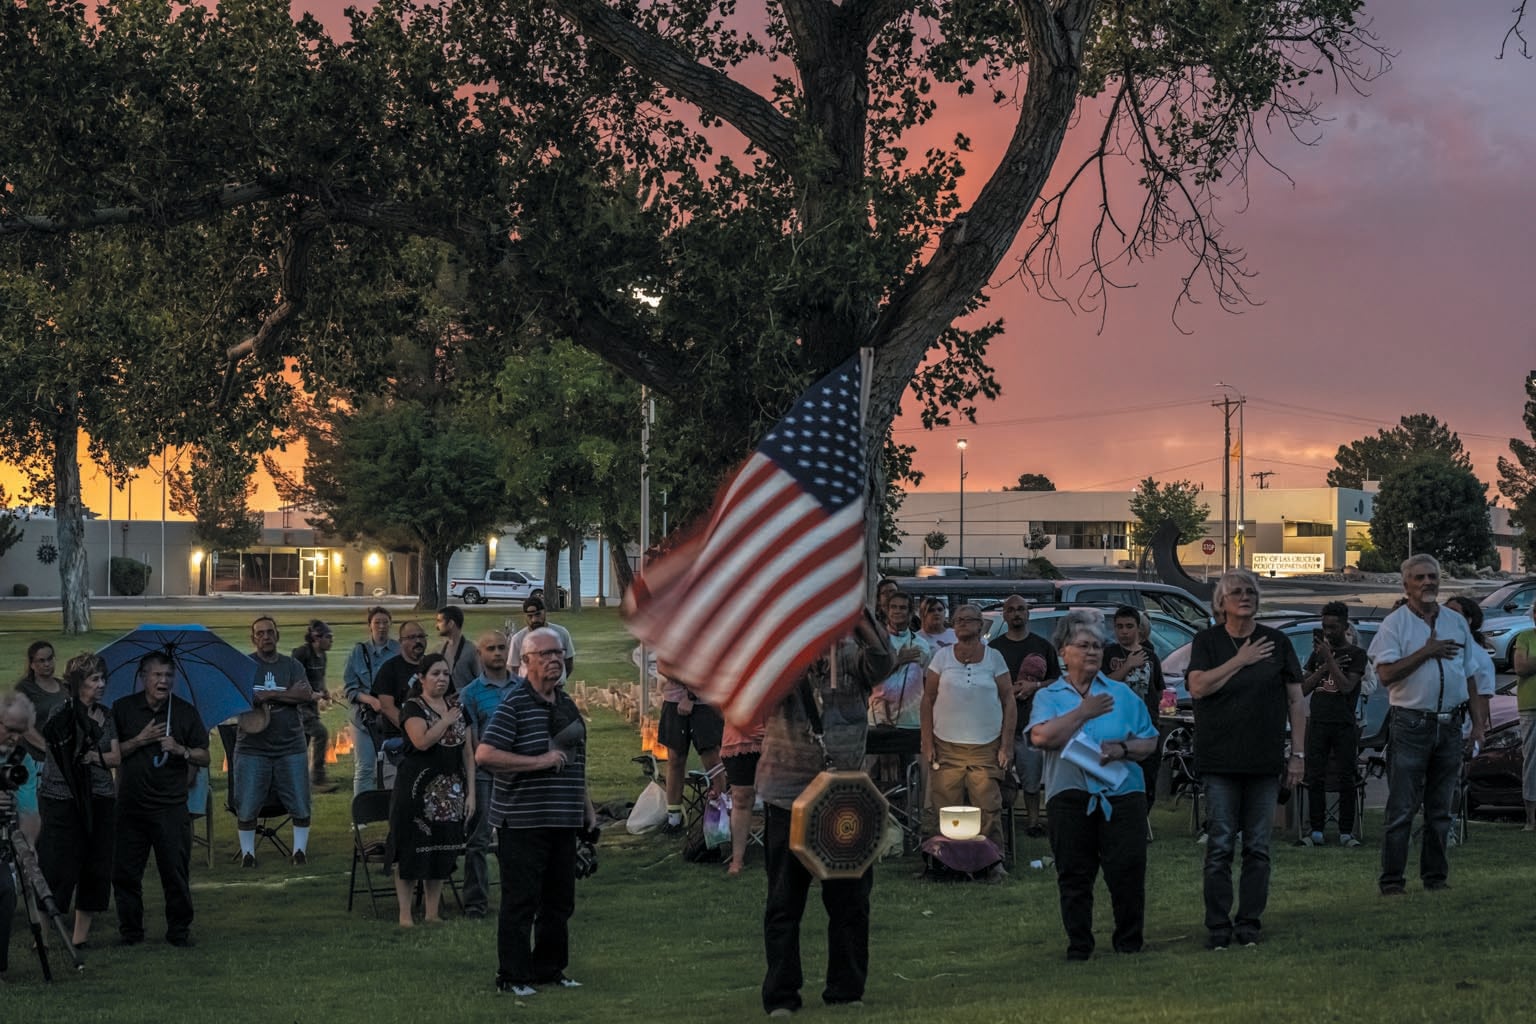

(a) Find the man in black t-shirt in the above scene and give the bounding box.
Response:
[1300,602,1366,847]
[369,621,429,791]
[987,595,1060,837]
[112,651,210,947]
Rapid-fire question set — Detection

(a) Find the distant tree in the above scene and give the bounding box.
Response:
[1496,371,1536,570]
[1005,474,1057,492]
[1371,454,1493,567]
[0,486,24,562]
[924,531,949,558]
[494,339,640,609]
[1129,478,1210,549]
[1024,527,1051,557]
[304,399,507,609]
[1327,414,1472,489]
[168,444,264,596]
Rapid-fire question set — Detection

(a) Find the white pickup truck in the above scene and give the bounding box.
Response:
[448,569,564,606]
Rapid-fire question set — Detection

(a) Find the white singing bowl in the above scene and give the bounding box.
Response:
[939,805,982,840]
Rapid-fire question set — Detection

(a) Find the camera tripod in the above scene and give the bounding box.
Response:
[2,815,84,981]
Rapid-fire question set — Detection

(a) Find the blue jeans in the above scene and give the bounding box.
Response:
[351,706,378,795]
[1380,707,1463,891]
[350,706,397,795]
[462,773,496,913]
[234,751,312,826]
[1201,773,1279,939]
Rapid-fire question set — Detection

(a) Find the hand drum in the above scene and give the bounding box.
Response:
[788,769,889,880]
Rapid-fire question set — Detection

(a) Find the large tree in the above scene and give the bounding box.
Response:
[1497,370,1536,570]
[1128,477,1209,549]
[1327,413,1472,489]
[1371,453,1493,569]
[494,338,640,609]
[303,400,508,608]
[3,0,1389,575]
[167,444,265,596]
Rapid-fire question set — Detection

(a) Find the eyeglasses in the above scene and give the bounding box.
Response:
[1068,641,1104,651]
[400,633,427,642]
[524,649,564,660]
[953,617,983,624]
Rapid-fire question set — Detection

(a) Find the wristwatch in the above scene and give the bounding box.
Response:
[1290,752,1305,759]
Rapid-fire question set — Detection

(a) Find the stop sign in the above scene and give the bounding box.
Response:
[1201,539,1217,556]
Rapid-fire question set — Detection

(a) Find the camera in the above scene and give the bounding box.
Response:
[0,759,28,792]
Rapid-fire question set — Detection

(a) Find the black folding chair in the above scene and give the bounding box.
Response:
[216,724,292,860]
[865,725,924,855]
[348,790,394,915]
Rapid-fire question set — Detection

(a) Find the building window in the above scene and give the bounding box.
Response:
[1040,521,1129,550]
[1284,521,1334,538]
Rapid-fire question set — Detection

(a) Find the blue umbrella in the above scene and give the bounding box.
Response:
[101,624,256,730]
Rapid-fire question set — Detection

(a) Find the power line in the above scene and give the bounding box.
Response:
[892,397,1212,434]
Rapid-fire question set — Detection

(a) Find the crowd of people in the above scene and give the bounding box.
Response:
[5,552,1535,1006]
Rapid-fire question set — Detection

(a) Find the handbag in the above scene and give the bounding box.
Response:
[626,780,669,834]
[703,792,732,849]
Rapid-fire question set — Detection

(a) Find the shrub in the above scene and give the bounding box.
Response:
[110,556,153,596]
[11,583,27,597]
[1357,549,1394,574]
[1026,556,1064,580]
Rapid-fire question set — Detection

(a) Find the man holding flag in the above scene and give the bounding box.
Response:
[755,620,892,1016]
[623,354,891,1014]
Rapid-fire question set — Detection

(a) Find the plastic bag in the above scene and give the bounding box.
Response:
[703,793,732,849]
[626,780,669,834]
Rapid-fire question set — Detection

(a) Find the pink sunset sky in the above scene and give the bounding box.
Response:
[9,1,1529,518]
[890,0,1534,495]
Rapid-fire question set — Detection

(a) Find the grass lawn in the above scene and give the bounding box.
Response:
[4,605,1536,1021]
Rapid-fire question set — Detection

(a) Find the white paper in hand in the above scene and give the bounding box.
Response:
[1062,731,1130,789]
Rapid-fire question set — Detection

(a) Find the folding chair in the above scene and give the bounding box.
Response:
[348,790,394,915]
[216,724,292,860]
[187,766,214,869]
[865,725,923,854]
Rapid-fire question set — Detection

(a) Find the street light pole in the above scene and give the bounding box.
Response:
[1407,521,1415,558]
[956,438,968,569]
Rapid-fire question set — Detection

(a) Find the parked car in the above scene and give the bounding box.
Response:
[1050,579,1212,630]
[1478,579,1536,669]
[982,605,1199,664]
[447,569,568,607]
[915,564,971,578]
[1467,694,1524,813]
[897,577,1210,624]
[1479,612,1533,671]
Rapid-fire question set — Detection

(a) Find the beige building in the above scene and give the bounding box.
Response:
[890,486,1415,575]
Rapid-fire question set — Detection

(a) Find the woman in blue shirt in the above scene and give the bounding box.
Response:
[1029,609,1159,961]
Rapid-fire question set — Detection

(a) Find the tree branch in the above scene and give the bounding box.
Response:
[544,0,801,165]
[845,0,912,46]
[866,0,1097,419]
[1502,0,1531,59]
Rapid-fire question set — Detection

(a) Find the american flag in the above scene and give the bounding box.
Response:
[622,355,868,725]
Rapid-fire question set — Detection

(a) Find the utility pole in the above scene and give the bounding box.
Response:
[1251,471,1276,490]
[1213,385,1246,573]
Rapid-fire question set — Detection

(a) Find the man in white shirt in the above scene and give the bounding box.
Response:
[1367,554,1486,896]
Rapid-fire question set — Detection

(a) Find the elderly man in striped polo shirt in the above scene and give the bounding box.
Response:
[476,626,597,998]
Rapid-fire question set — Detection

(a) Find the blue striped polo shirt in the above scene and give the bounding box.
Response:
[481,680,587,829]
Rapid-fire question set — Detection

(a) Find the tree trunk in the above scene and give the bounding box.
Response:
[604,520,635,600]
[198,558,208,596]
[417,546,441,610]
[53,417,91,634]
[565,529,582,612]
[542,535,562,609]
